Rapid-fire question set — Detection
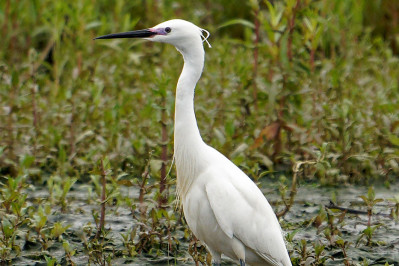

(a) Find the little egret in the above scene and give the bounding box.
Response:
[95,19,291,266]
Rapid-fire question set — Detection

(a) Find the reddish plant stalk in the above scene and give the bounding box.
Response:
[96,158,107,238]
[159,99,168,207]
[252,8,260,111]
[69,103,76,157]
[31,84,39,156]
[287,0,301,62]
[310,47,315,72]
[139,159,150,219]
[2,0,10,36]
[276,158,298,218]
[7,84,15,161]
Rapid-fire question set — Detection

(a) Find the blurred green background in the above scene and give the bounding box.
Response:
[1,0,398,183]
[1,0,399,183]
[1,0,399,264]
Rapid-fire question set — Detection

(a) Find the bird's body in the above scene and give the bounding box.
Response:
[96,19,291,266]
[181,145,290,265]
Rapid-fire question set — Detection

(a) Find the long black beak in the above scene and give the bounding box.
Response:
[94,29,156,40]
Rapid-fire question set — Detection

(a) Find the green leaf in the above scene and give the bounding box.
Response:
[335,238,344,246]
[367,187,375,201]
[58,145,66,163]
[359,195,369,203]
[218,19,255,29]
[20,154,35,169]
[2,219,13,238]
[373,198,384,204]
[11,70,19,87]
[63,240,72,253]
[388,134,399,146]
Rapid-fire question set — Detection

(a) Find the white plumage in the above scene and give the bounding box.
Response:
[96,19,291,266]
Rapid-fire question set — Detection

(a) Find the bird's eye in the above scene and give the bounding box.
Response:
[165,27,171,33]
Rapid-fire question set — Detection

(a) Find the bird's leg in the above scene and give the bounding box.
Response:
[209,248,222,266]
[211,257,221,266]
[232,237,246,266]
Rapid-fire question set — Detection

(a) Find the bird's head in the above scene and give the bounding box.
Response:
[95,19,211,54]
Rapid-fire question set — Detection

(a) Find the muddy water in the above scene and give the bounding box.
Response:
[13,182,399,265]
[280,184,399,265]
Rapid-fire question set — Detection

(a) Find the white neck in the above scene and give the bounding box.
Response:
[173,41,206,200]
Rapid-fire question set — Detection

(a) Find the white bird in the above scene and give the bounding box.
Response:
[95,19,291,266]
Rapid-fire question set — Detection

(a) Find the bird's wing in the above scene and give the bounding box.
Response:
[204,164,289,265]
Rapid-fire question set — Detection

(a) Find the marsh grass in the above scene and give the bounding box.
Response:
[1,0,399,265]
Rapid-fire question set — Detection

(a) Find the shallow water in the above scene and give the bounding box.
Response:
[281,184,399,265]
[12,182,399,265]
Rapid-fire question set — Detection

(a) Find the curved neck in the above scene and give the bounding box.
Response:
[173,42,205,200]
[174,46,205,150]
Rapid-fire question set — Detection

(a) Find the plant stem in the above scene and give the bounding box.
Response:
[97,158,106,238]
[276,162,299,218]
[69,102,76,158]
[139,163,150,219]
[7,83,15,161]
[252,7,260,112]
[31,84,39,156]
[310,47,315,72]
[2,0,10,37]
[159,98,168,208]
[287,0,301,62]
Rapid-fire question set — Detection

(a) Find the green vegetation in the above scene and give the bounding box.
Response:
[1,0,398,264]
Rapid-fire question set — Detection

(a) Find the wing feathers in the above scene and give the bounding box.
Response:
[204,167,289,265]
